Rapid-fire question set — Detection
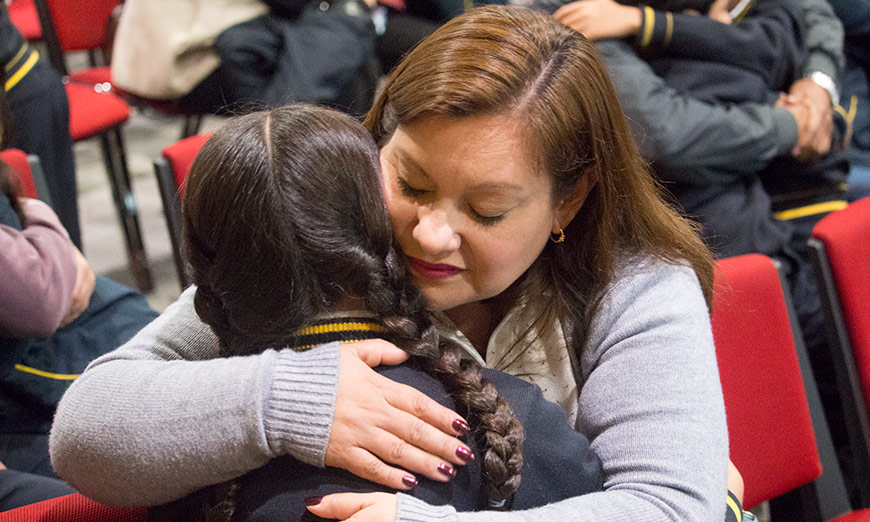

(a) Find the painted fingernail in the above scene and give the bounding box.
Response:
[453,418,470,434]
[402,475,418,488]
[456,446,475,462]
[438,463,456,478]
[304,496,323,506]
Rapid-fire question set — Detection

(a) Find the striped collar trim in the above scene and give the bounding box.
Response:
[288,317,387,351]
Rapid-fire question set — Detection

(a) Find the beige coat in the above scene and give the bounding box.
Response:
[111,0,269,99]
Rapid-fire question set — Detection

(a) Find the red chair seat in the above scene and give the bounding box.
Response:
[0,149,39,199]
[812,197,870,415]
[65,82,130,141]
[713,254,822,509]
[69,67,113,87]
[162,133,212,190]
[7,0,42,41]
[0,493,145,521]
[831,510,870,522]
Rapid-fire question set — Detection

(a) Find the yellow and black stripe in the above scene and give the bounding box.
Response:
[287,317,387,351]
[4,42,39,92]
[637,6,674,49]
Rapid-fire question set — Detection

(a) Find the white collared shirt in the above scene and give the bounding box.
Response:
[429,298,579,426]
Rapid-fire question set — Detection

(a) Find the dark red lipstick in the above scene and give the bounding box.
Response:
[407,256,463,279]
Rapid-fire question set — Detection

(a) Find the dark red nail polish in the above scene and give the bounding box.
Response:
[456,446,475,462]
[304,496,323,506]
[402,475,418,488]
[453,418,470,434]
[438,463,456,478]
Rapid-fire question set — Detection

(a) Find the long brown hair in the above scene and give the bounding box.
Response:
[365,6,714,357]
[182,105,524,518]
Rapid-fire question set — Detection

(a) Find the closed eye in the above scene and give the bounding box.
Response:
[470,207,507,226]
[397,177,431,198]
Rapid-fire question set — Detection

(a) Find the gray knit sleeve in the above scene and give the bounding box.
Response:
[49,286,339,506]
[395,259,728,522]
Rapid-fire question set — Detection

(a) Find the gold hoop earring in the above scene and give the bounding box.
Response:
[550,228,565,244]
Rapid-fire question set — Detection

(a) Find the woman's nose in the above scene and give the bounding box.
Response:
[412,207,461,255]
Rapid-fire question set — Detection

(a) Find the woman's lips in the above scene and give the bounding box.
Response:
[407,256,463,279]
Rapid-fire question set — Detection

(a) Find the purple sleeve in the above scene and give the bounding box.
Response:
[0,200,77,338]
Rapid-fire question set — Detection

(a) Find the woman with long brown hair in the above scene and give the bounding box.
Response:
[52,6,728,521]
[150,102,603,520]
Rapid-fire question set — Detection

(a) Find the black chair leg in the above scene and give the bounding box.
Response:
[180,114,203,141]
[99,127,153,292]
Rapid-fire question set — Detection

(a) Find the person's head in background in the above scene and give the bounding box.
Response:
[366,6,713,349]
[181,104,525,506]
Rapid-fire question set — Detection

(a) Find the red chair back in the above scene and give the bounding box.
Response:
[712,254,822,509]
[7,0,42,41]
[812,197,870,415]
[0,148,39,199]
[162,133,212,192]
[0,493,145,522]
[40,0,120,52]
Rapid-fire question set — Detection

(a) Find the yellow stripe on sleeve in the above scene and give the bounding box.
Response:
[774,200,848,221]
[14,364,81,381]
[641,6,655,47]
[5,49,39,92]
[725,494,743,522]
[663,12,674,47]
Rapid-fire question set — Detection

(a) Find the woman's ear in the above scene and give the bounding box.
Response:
[553,173,596,234]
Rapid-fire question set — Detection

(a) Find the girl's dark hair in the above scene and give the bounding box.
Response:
[365,6,714,360]
[182,104,524,518]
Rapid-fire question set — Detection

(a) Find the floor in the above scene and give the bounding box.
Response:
[75,106,225,313]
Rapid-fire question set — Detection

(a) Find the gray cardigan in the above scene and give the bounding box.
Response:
[50,257,728,522]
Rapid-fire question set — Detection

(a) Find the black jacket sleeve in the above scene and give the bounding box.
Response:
[634,0,805,91]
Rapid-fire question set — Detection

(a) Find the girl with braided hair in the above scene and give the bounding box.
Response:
[53,7,731,522]
[150,103,603,520]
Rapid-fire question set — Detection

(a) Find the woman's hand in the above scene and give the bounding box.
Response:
[307,492,397,522]
[327,341,474,490]
[554,0,642,41]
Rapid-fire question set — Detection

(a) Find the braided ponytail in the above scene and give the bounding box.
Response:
[368,250,526,506]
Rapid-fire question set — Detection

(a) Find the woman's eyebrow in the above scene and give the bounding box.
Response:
[397,148,430,179]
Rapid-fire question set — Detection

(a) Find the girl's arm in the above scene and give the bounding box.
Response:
[50,288,471,507]
[632,0,805,89]
[554,0,805,89]
[0,199,77,337]
[311,258,729,522]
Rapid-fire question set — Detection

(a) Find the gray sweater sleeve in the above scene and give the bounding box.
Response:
[800,0,844,82]
[49,286,339,506]
[597,39,798,183]
[394,259,729,522]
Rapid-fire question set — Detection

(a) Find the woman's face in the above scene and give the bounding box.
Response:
[380,114,572,312]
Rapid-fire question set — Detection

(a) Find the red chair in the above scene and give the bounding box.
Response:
[30,0,153,291]
[153,133,212,288]
[712,254,870,521]
[0,493,145,522]
[808,197,870,504]
[1,149,40,200]
[6,0,42,41]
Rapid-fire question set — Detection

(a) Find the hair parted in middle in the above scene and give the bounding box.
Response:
[182,104,524,514]
[365,5,715,357]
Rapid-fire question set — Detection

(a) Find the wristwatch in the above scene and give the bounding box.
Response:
[742,510,759,522]
[807,70,840,107]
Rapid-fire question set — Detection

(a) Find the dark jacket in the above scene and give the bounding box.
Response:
[151,362,604,521]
